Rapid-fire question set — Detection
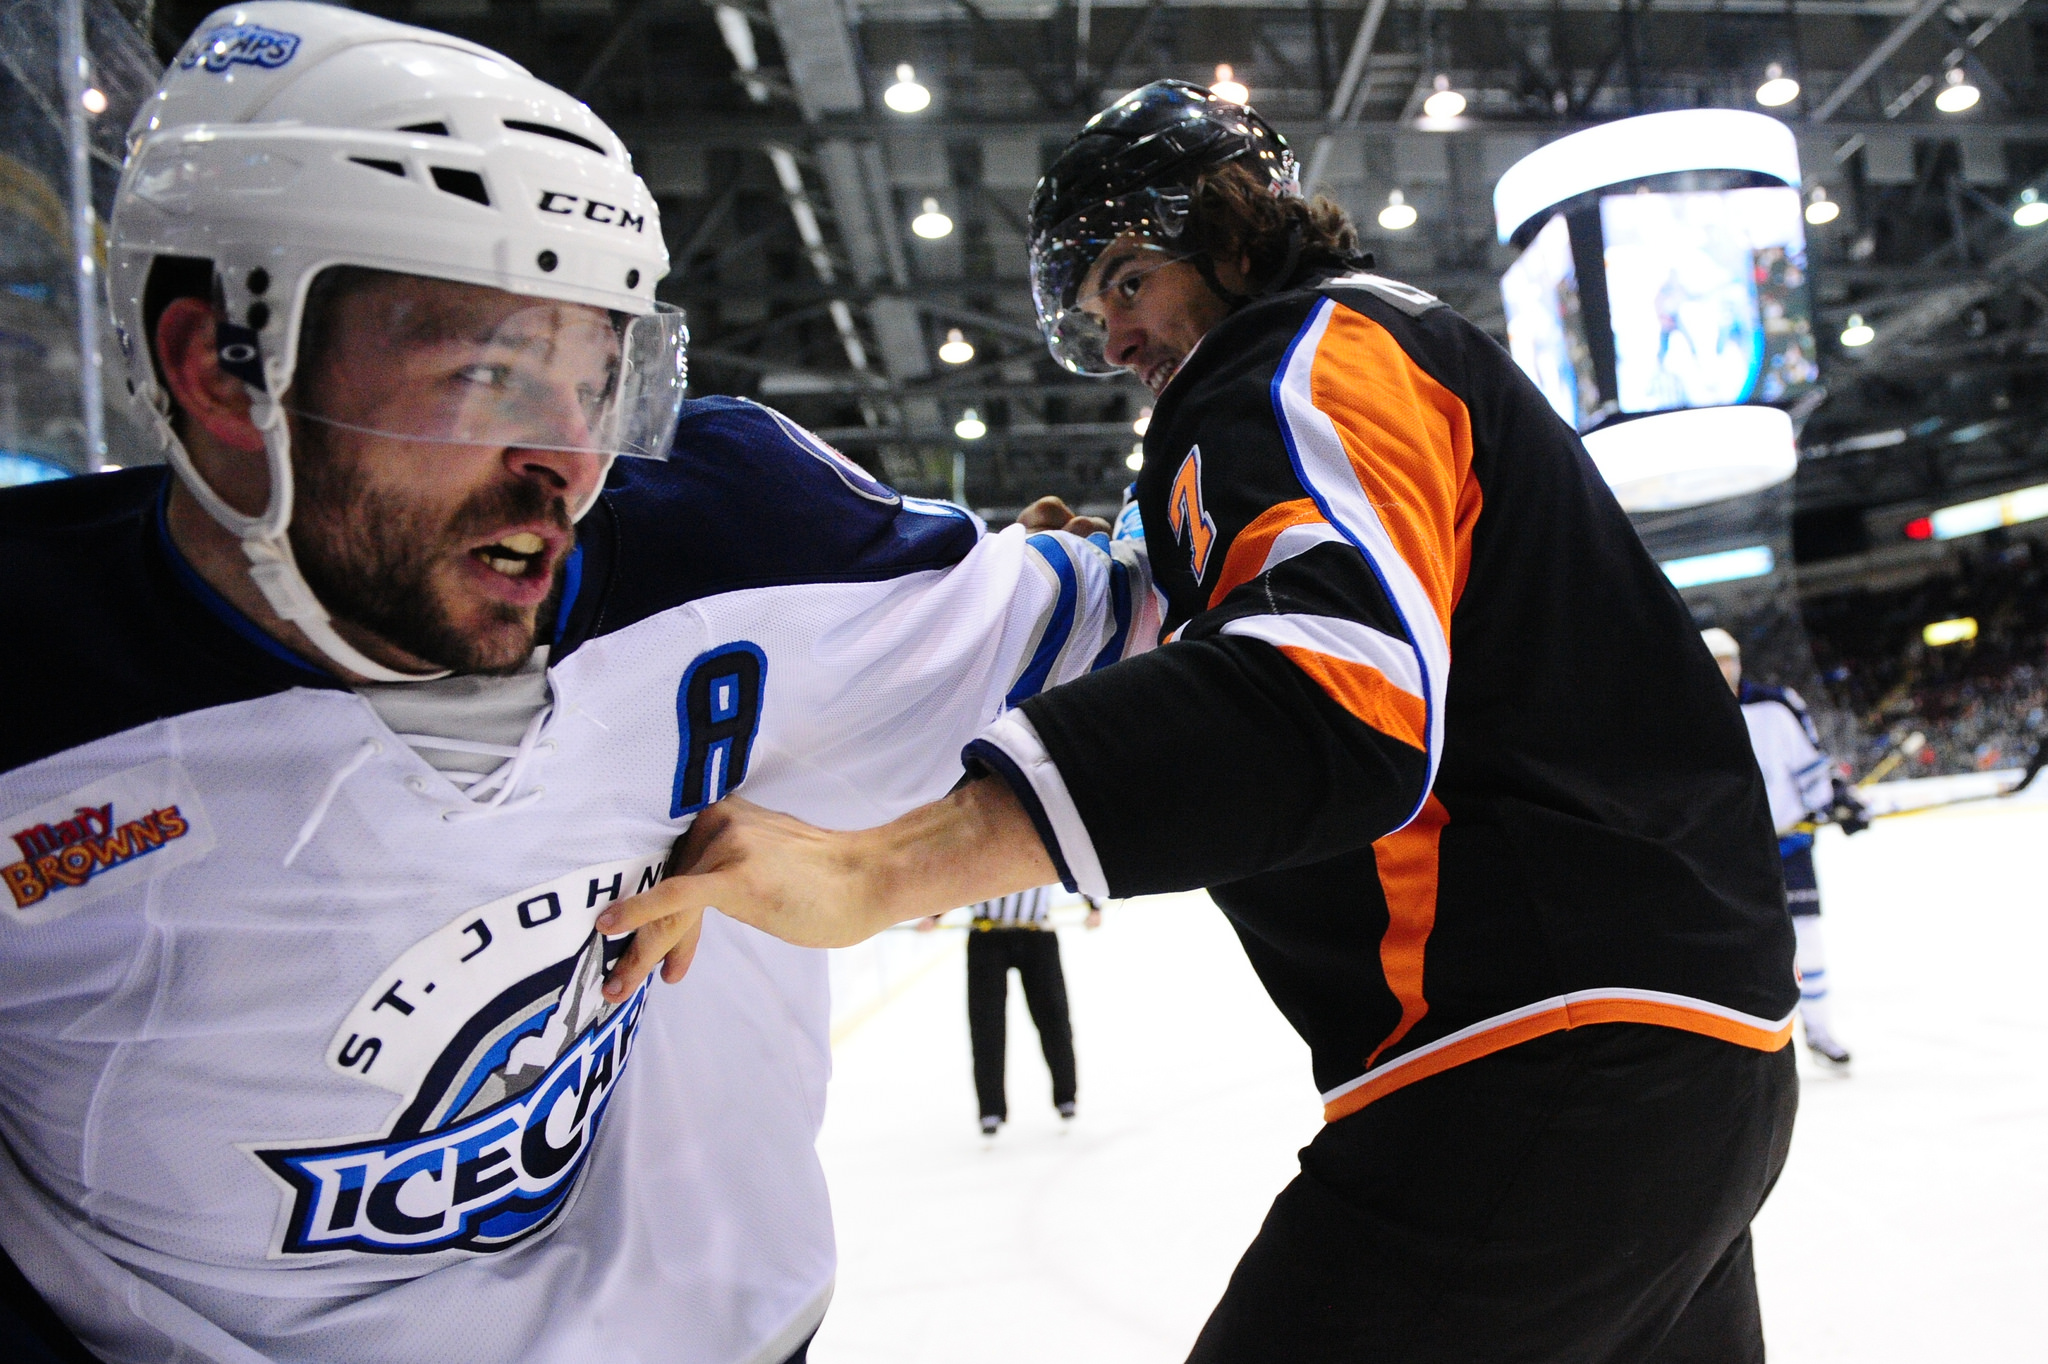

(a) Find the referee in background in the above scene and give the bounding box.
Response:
[923,887,1102,1135]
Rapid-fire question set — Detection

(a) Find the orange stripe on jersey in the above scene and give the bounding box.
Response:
[1273,646,1426,751]
[1321,994,1795,1123]
[1207,498,1325,611]
[1559,997,1798,1050]
[1306,307,1482,630]
[1364,793,1447,1069]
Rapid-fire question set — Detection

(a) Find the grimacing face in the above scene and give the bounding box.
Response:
[1076,233,1237,396]
[285,274,622,675]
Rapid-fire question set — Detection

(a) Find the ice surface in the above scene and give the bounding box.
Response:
[812,798,2048,1362]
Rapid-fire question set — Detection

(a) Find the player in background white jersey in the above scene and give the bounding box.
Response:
[0,7,1154,1362]
[1703,628,1866,1067]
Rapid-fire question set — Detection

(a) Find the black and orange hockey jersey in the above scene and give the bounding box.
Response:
[969,270,1797,1122]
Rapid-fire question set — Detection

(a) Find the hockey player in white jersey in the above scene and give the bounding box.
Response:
[0,7,1153,1362]
[1703,628,1865,1067]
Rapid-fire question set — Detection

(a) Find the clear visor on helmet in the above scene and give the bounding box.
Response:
[283,270,688,461]
[1030,187,1190,375]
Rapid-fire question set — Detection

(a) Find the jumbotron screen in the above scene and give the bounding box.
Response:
[1500,213,1597,430]
[1500,184,1819,433]
[1602,186,1817,412]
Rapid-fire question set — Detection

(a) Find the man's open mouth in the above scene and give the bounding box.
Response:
[473,531,549,578]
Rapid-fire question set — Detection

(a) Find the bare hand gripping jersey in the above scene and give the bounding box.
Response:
[0,396,1152,1364]
[971,272,1797,1125]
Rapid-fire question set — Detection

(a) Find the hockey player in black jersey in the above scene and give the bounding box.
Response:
[608,80,1801,1362]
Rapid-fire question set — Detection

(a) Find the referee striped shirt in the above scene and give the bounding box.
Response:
[971,884,1055,928]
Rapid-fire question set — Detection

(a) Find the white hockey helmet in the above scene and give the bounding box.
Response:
[1700,627,1741,660]
[110,2,682,681]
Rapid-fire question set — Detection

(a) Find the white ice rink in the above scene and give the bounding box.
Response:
[809,796,2048,1363]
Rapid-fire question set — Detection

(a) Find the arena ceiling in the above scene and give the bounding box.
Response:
[147,0,2048,548]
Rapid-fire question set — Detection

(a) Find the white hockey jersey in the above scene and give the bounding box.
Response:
[1738,684,1831,834]
[0,396,1153,1364]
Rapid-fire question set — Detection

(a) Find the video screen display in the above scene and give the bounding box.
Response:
[1500,213,1599,430]
[1601,186,1818,414]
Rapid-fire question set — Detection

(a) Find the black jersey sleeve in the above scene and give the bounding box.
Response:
[969,285,1474,896]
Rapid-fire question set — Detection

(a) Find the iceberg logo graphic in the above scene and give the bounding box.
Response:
[248,854,669,1257]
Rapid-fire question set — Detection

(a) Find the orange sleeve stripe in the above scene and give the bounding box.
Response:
[1365,793,1447,1069]
[1207,498,1326,611]
[1306,308,1481,631]
[1273,646,1427,752]
[1321,998,1795,1123]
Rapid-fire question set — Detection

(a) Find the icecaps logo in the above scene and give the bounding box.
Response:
[179,24,300,74]
[248,853,670,1257]
[0,761,214,925]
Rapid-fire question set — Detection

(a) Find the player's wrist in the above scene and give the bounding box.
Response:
[857,778,1055,928]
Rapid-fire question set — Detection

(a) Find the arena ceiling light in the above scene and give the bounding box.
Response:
[1934,67,1980,114]
[1923,617,1979,647]
[1422,76,1466,120]
[1804,186,1839,225]
[1126,444,1145,471]
[81,86,108,115]
[1378,189,1418,231]
[1210,64,1248,104]
[1755,64,1800,108]
[1579,405,1797,513]
[911,198,953,239]
[1492,109,1799,244]
[1840,314,1875,347]
[1659,546,1776,589]
[937,328,974,364]
[1132,406,1152,436]
[954,408,987,440]
[884,64,931,114]
[714,6,770,105]
[2015,189,2048,228]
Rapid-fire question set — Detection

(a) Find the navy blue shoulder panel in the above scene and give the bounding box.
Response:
[562,396,982,648]
[1738,680,1819,743]
[0,469,339,777]
[1739,681,1804,714]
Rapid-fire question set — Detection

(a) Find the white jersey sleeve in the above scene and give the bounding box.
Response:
[673,518,1155,836]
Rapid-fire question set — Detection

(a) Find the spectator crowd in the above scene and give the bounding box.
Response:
[1802,535,2048,781]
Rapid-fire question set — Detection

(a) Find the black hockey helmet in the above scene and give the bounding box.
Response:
[1028,80,1300,375]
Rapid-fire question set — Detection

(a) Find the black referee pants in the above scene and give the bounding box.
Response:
[966,927,1076,1121]
[1188,1024,1798,1363]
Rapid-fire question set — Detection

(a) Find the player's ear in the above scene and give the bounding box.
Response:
[155,297,267,456]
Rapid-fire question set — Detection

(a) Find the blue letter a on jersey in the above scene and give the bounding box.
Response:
[671,642,767,817]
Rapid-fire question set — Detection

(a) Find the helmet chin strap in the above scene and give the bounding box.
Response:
[159,382,451,685]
